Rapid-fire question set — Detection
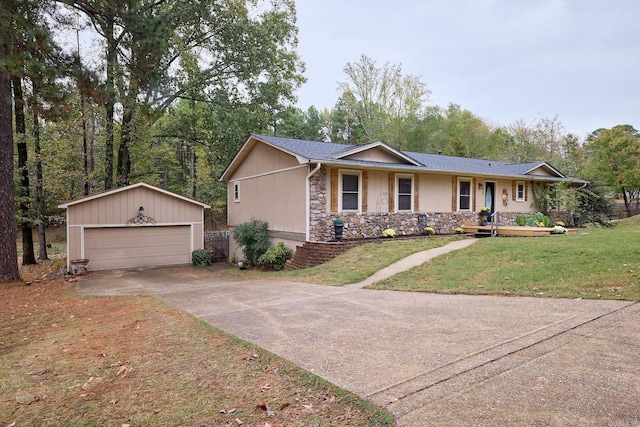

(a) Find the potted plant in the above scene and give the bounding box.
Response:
[333,218,345,240]
[479,207,490,225]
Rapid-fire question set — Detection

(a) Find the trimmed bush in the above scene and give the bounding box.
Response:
[232,219,270,266]
[192,249,212,267]
[257,242,293,271]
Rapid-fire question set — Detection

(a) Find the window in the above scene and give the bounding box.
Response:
[459,179,472,211]
[516,181,525,202]
[397,176,413,211]
[233,181,240,202]
[341,172,360,211]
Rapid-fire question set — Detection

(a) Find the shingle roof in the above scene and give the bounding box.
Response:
[243,134,586,183]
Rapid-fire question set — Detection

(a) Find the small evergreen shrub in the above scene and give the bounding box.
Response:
[256,242,293,271]
[192,249,212,267]
[423,227,435,235]
[232,219,270,266]
[382,228,396,238]
[454,227,465,234]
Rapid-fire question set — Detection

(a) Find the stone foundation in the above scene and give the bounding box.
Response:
[309,211,532,241]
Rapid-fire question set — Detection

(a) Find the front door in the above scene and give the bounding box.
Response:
[485,182,495,221]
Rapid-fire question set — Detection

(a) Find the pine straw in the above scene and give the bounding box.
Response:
[1,261,393,426]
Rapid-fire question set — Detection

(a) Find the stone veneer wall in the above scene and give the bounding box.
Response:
[308,166,533,241]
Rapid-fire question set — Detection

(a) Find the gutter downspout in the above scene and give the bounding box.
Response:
[306,162,322,242]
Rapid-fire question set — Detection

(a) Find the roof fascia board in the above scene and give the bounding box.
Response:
[333,141,422,166]
[58,182,210,209]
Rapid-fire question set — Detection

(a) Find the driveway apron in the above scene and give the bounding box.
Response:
[78,262,640,426]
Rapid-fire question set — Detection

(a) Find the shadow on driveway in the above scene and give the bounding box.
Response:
[78,265,640,426]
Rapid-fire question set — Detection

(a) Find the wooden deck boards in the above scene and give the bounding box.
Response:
[462,225,577,237]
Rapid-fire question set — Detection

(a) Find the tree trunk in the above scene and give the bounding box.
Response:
[620,184,631,217]
[12,76,36,265]
[104,18,115,190]
[0,64,19,282]
[32,94,48,260]
[117,103,133,186]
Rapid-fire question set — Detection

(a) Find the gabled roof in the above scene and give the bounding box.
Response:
[333,140,423,166]
[221,134,587,184]
[58,182,211,209]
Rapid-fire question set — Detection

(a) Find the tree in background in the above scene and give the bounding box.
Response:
[273,106,326,141]
[337,54,429,144]
[324,93,368,145]
[63,0,305,191]
[584,125,640,217]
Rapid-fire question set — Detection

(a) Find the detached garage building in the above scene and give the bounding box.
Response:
[58,182,210,272]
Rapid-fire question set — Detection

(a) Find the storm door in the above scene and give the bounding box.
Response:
[485,182,495,221]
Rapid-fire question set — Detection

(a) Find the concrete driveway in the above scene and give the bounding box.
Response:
[78,265,640,426]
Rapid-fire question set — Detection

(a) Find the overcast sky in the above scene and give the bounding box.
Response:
[293,0,640,140]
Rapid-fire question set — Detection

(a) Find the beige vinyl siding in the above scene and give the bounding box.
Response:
[67,187,203,227]
[343,147,408,163]
[226,142,307,234]
[84,226,191,271]
[231,142,299,180]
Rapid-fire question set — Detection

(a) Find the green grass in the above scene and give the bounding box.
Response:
[233,236,464,285]
[370,218,640,301]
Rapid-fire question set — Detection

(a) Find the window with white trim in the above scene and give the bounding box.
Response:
[233,181,240,202]
[397,175,413,212]
[340,171,360,212]
[516,181,525,202]
[458,179,472,211]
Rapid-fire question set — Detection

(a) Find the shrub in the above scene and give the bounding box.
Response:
[515,212,550,227]
[382,228,396,238]
[423,227,435,235]
[192,249,212,267]
[555,221,565,227]
[256,242,293,271]
[551,225,567,234]
[455,227,465,234]
[232,219,270,266]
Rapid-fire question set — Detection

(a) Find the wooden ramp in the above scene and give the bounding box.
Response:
[462,225,577,237]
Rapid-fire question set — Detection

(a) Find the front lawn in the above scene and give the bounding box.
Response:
[237,236,463,285]
[369,218,640,300]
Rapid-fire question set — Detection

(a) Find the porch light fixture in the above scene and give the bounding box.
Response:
[139,206,144,214]
[478,183,483,190]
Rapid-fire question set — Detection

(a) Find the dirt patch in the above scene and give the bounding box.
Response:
[1,261,393,426]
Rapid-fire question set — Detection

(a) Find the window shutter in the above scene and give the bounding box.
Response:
[413,174,419,212]
[525,182,528,201]
[451,176,457,211]
[362,171,368,212]
[388,172,395,212]
[472,178,476,211]
[512,181,516,201]
[331,169,338,212]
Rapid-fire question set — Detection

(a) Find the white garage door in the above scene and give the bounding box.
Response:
[84,226,191,271]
